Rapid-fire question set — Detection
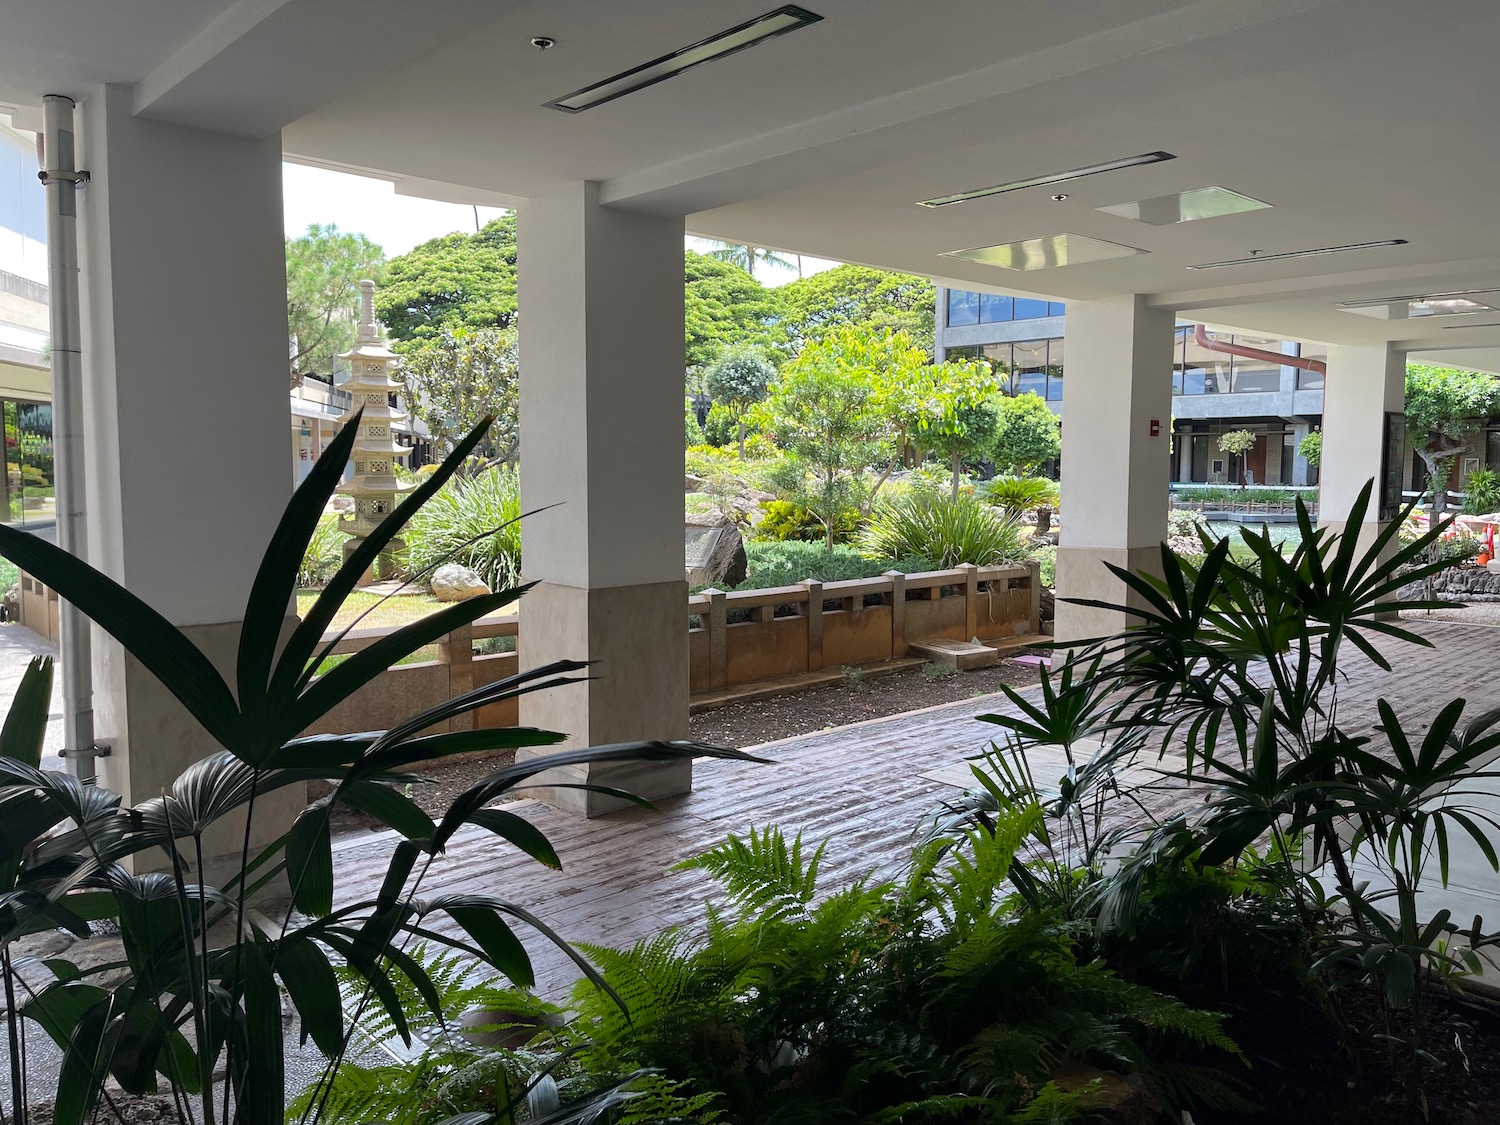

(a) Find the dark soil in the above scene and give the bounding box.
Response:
[1209,981,1500,1125]
[322,657,1046,835]
[689,656,1046,748]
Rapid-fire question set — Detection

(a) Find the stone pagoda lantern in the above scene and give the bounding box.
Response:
[336,280,413,582]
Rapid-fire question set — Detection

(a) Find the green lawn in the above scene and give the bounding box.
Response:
[296,589,448,633]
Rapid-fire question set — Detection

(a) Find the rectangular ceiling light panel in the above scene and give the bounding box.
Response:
[1186,239,1407,270]
[916,151,1176,208]
[1097,186,1270,225]
[942,233,1146,271]
[545,6,823,113]
[1337,288,1500,320]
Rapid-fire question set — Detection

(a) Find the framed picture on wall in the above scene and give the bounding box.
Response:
[1465,456,1481,476]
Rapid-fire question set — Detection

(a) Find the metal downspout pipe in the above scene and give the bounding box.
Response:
[1193,323,1327,376]
[39,95,96,783]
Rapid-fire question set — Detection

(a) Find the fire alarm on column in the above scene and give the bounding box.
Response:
[1149,419,1161,437]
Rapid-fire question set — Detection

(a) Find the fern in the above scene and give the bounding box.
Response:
[673,827,823,920]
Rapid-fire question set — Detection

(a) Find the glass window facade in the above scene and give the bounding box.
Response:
[947,289,1063,326]
[1172,421,1302,485]
[949,340,1064,403]
[1170,327,1296,395]
[2,400,54,530]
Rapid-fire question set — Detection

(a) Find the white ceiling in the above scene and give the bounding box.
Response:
[6,0,1500,361]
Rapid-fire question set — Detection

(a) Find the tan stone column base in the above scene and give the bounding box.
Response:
[1052,545,1166,652]
[516,579,690,817]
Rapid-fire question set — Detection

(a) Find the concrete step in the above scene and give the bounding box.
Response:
[909,637,1001,670]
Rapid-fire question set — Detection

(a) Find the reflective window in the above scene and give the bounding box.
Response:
[1046,337,1064,401]
[1012,339,1048,398]
[2,400,54,529]
[979,293,1012,323]
[1013,297,1050,320]
[1049,301,1066,317]
[947,289,979,326]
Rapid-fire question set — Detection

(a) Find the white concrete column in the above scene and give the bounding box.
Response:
[1320,342,1404,551]
[78,86,296,852]
[516,182,689,816]
[1053,296,1175,646]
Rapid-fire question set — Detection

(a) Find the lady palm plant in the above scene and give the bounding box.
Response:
[965,480,1500,1063]
[0,415,755,1125]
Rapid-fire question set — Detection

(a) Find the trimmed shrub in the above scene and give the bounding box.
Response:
[733,541,929,590]
[403,466,522,591]
[754,498,859,543]
[858,488,1029,569]
[703,402,736,448]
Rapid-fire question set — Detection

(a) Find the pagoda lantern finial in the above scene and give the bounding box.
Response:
[335,279,414,583]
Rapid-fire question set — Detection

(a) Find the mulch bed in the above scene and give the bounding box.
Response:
[322,658,1045,834]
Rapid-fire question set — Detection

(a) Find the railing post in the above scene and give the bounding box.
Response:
[707,588,728,691]
[1026,561,1041,634]
[802,580,824,672]
[958,563,979,641]
[438,622,475,731]
[885,570,907,658]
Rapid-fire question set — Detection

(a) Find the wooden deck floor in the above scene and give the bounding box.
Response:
[327,616,1500,1000]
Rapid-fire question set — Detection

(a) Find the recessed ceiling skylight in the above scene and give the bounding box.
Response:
[916,152,1175,208]
[1097,186,1270,225]
[545,5,823,113]
[1337,288,1500,319]
[1186,239,1407,270]
[942,233,1146,271]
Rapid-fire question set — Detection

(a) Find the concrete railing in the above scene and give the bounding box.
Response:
[306,563,1040,736]
[15,563,1038,740]
[688,562,1039,695]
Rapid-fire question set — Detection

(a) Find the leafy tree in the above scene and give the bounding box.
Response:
[684,251,779,372]
[704,240,795,278]
[377,215,518,343]
[1298,430,1322,468]
[398,326,519,464]
[774,264,937,360]
[753,327,901,550]
[990,393,1060,475]
[1217,429,1257,486]
[891,359,1001,496]
[707,346,775,458]
[1404,364,1500,516]
[285,223,385,386]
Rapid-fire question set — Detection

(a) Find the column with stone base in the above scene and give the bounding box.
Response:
[77,85,298,864]
[515,182,690,816]
[1052,296,1175,648]
[1320,343,1405,555]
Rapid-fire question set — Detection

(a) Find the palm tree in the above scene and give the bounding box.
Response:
[706,240,796,278]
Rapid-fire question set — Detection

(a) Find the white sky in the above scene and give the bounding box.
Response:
[282,162,840,286]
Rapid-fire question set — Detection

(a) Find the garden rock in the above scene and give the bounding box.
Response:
[685,472,707,492]
[685,510,748,588]
[431,563,491,602]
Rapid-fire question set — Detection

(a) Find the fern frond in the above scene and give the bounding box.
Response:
[674,827,825,921]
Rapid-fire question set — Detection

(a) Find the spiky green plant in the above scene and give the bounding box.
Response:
[859,487,1029,569]
[977,475,1059,521]
[299,512,348,587]
[404,464,523,591]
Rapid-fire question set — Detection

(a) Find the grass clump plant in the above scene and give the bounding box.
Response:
[298,512,348,587]
[859,487,1029,569]
[404,464,522,591]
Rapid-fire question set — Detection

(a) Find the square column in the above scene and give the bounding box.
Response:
[78,86,297,859]
[516,183,689,816]
[1320,343,1404,553]
[1053,296,1175,646]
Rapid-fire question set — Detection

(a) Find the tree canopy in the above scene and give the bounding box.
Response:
[1405,364,1500,512]
[774,265,936,360]
[990,393,1061,475]
[684,252,780,372]
[398,326,520,464]
[897,359,1003,495]
[285,223,385,384]
[377,215,519,343]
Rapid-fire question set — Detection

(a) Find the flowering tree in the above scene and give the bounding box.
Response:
[1217,429,1257,486]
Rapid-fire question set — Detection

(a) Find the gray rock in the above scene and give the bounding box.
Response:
[685,511,748,588]
[686,473,706,492]
[431,563,491,602]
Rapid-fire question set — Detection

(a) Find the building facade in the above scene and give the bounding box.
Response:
[935,286,1327,487]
